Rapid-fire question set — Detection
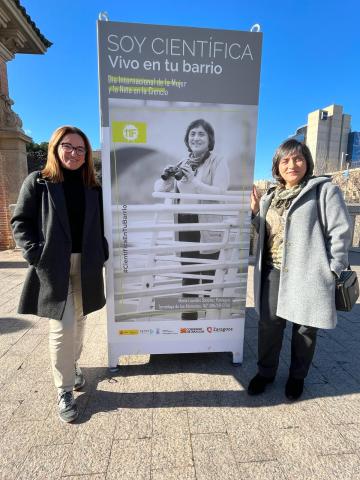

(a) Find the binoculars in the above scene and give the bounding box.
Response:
[161,161,196,181]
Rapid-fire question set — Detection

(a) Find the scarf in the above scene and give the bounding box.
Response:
[265,180,307,269]
[272,180,307,213]
[188,150,210,168]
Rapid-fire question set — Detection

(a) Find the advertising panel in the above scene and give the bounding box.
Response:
[97,20,262,367]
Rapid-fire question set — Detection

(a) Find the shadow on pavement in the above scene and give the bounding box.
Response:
[349,251,360,266]
[73,301,360,422]
[338,303,360,321]
[0,316,33,333]
[0,261,27,269]
[76,364,273,424]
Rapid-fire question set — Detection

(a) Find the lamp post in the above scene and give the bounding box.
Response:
[342,153,350,203]
[341,152,349,170]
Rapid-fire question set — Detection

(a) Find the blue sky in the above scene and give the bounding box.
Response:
[9,0,360,180]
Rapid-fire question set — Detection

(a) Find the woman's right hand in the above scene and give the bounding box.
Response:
[180,163,195,182]
[250,185,260,215]
[154,166,175,192]
[161,165,175,179]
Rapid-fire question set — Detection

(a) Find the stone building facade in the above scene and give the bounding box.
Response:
[289,104,359,175]
[0,0,51,250]
[307,105,351,174]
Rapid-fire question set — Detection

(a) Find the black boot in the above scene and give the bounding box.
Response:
[285,377,304,401]
[247,373,275,395]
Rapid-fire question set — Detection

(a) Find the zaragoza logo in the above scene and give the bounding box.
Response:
[112,121,147,143]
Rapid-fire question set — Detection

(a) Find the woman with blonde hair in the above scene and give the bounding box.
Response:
[12,126,108,422]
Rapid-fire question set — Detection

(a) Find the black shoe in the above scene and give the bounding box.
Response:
[247,373,275,395]
[285,377,304,401]
[57,390,78,423]
[74,363,85,391]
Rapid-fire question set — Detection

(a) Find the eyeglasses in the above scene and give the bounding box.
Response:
[60,143,86,156]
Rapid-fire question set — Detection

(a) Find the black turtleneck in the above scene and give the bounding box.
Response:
[61,167,85,253]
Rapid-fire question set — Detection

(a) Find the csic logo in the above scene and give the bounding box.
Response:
[139,329,155,335]
[161,329,178,335]
[207,327,213,333]
[123,124,138,141]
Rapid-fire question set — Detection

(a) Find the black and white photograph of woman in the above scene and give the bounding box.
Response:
[108,100,258,323]
[154,119,229,319]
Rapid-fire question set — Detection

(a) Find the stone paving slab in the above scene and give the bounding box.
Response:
[0,248,360,479]
[107,438,151,480]
[191,433,240,480]
[151,467,196,480]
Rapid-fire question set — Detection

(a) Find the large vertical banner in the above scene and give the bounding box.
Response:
[97,20,262,367]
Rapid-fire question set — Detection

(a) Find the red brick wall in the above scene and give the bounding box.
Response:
[0,61,13,248]
[0,155,15,250]
[0,60,9,96]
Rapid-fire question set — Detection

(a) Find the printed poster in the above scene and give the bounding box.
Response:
[97,20,262,363]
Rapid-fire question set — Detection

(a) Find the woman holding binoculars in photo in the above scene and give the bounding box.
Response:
[154,118,229,320]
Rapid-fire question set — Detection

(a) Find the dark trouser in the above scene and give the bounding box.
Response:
[258,266,318,380]
[178,213,219,320]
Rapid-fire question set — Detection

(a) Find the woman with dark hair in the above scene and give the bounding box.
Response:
[248,139,351,400]
[156,119,228,196]
[155,119,229,320]
[11,126,108,422]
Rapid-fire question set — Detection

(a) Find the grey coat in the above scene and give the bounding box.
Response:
[11,171,109,320]
[253,176,351,329]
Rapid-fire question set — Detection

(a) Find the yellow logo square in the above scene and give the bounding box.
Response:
[112,121,147,143]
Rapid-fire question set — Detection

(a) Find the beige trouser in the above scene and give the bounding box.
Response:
[49,253,87,392]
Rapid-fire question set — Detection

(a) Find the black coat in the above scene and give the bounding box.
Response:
[11,171,109,320]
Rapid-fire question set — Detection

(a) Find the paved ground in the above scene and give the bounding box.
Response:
[0,249,360,480]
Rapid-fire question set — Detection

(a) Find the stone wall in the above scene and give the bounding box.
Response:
[0,154,15,250]
[331,168,360,204]
[0,130,30,251]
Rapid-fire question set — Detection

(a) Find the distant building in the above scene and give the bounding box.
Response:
[289,104,359,174]
[290,125,306,143]
[348,132,360,168]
